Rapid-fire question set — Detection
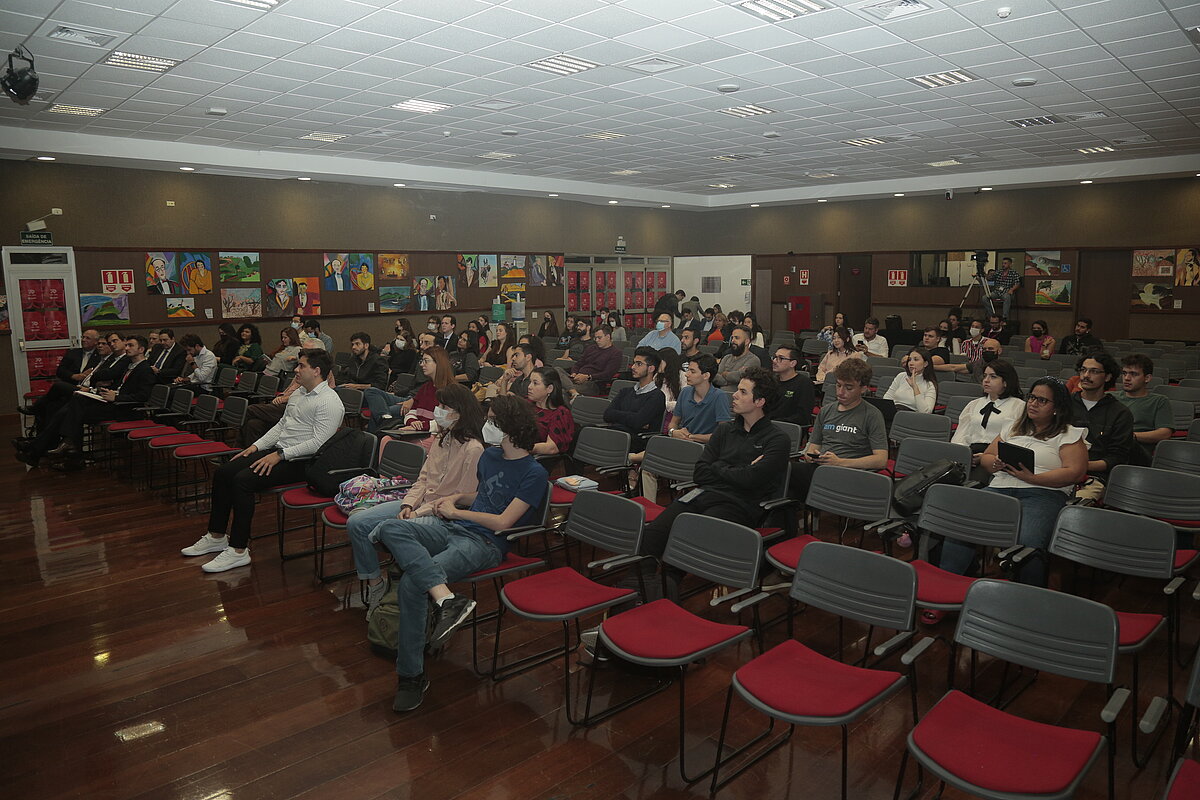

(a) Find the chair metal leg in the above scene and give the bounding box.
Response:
[707,684,791,795]
[575,638,673,727]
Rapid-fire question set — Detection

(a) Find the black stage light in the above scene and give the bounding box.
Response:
[2,46,39,105]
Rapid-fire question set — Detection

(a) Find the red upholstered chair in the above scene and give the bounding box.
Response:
[577,513,765,784]
[1140,653,1200,800]
[894,580,1128,800]
[548,426,630,509]
[710,542,930,799]
[487,490,646,706]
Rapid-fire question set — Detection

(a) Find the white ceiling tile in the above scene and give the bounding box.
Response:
[390,0,492,25]
[563,4,655,38]
[815,26,908,55]
[138,16,233,45]
[315,27,402,55]
[259,59,333,82]
[285,43,364,69]
[116,34,206,59]
[46,0,154,34]
[347,9,442,39]
[243,12,337,43]
[276,0,374,27]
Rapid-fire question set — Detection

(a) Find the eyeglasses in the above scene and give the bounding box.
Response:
[771,354,795,361]
[1027,394,1054,406]
[1078,367,1105,376]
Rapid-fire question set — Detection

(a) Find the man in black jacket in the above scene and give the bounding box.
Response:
[17,336,158,469]
[336,332,389,391]
[147,327,186,383]
[768,344,815,428]
[1071,352,1135,501]
[1060,318,1102,356]
[603,346,666,448]
[637,367,790,596]
[17,328,102,424]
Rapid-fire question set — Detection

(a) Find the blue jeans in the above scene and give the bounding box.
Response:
[937,486,1067,587]
[364,388,406,433]
[373,517,501,677]
[347,501,440,580]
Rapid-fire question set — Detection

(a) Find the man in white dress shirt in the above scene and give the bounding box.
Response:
[852,317,890,358]
[179,349,343,573]
[174,333,218,393]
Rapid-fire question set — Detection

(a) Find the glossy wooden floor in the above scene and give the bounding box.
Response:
[1,416,1192,800]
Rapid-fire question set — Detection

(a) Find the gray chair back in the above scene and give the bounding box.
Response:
[1152,440,1200,476]
[640,435,704,484]
[167,388,194,415]
[139,383,171,411]
[870,365,903,389]
[806,465,893,522]
[918,484,1021,550]
[956,580,1118,683]
[378,438,425,481]
[1169,399,1195,433]
[565,489,644,557]
[478,365,504,384]
[662,513,762,590]
[772,420,803,456]
[390,372,416,395]
[1104,465,1200,524]
[791,541,917,632]
[1154,385,1200,416]
[938,381,983,400]
[892,438,972,478]
[1180,379,1200,389]
[608,379,635,398]
[570,395,611,427]
[572,426,630,471]
[213,365,238,391]
[1050,505,1175,580]
[218,395,248,428]
[890,410,951,443]
[190,393,221,423]
[942,394,973,423]
[1190,419,1200,442]
[802,337,828,357]
[334,386,363,418]
[255,373,280,398]
[235,371,260,394]
[334,351,352,369]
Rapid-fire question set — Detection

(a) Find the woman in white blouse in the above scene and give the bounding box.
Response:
[938,376,1087,589]
[884,347,938,413]
[951,359,1024,483]
[815,327,864,383]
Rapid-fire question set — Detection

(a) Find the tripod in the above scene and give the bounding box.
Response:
[958,270,997,317]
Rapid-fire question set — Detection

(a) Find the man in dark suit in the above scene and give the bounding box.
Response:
[16,336,158,470]
[677,307,703,337]
[436,314,459,352]
[147,327,186,383]
[17,328,103,427]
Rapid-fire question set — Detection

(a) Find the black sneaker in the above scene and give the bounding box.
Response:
[392,673,429,712]
[428,594,476,649]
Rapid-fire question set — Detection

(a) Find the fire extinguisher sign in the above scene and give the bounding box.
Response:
[887,269,908,287]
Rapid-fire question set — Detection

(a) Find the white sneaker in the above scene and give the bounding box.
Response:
[201,548,251,573]
[181,533,228,557]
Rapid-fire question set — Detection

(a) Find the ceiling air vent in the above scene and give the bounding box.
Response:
[1062,111,1109,122]
[858,0,935,22]
[1006,115,1064,128]
[47,26,118,48]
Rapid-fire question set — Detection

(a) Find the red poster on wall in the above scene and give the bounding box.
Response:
[580,293,590,312]
[567,292,579,312]
[567,271,578,290]
[607,291,616,308]
[578,272,590,292]
[624,272,633,290]
[20,279,41,309]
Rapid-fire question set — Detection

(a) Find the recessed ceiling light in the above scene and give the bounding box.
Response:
[300,132,346,142]
[736,0,829,23]
[1007,115,1063,128]
[860,0,934,21]
[661,205,671,208]
[713,154,755,162]
[980,187,993,191]
[817,199,828,203]
[36,156,55,161]
[1079,180,1093,184]
[607,200,619,205]
[610,169,641,176]
[580,132,625,140]
[527,54,599,76]
[548,193,559,197]
[213,0,280,8]
[750,204,760,208]
[893,193,905,197]
[907,70,976,89]
[478,152,516,160]
[297,176,311,181]
[1076,145,1116,154]
[473,99,520,111]
[393,183,405,187]
[500,129,519,136]
[708,183,737,189]
[717,104,775,118]
[391,99,450,114]
[927,159,962,167]
[179,166,194,171]
[47,103,105,116]
[103,51,178,72]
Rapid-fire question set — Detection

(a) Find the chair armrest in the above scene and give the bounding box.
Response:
[729,592,771,614]
[595,464,630,475]
[710,586,756,607]
[901,636,936,667]
[1100,687,1130,724]
[873,631,914,659]
[1138,696,1169,734]
[866,518,906,535]
[504,524,545,542]
[1193,582,1200,602]
[589,553,647,571]
[1164,576,1186,596]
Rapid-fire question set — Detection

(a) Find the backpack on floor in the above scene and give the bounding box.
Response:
[892,458,966,516]
[366,586,399,658]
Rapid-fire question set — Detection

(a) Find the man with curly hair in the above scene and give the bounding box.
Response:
[372,394,548,713]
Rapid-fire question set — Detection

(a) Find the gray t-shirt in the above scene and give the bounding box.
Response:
[809,401,888,459]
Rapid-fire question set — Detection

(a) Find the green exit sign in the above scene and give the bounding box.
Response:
[740,278,751,286]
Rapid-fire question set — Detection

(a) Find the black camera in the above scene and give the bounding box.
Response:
[970,250,989,275]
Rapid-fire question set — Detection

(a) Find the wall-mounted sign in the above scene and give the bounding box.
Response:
[20,231,52,245]
[797,269,810,286]
[101,269,135,294]
[783,275,790,285]
[887,269,908,287]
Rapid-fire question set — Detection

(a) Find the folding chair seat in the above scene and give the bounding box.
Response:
[578,514,763,784]
[894,580,1128,800]
[1164,759,1200,799]
[711,543,928,798]
[549,426,630,509]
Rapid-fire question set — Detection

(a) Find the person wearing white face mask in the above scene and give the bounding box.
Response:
[636,312,682,354]
[960,318,987,363]
[373,394,549,712]
[349,384,486,615]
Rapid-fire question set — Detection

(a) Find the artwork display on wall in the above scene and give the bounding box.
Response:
[457,254,477,287]
[219,252,260,283]
[220,288,262,318]
[379,286,413,314]
[179,252,212,294]
[378,253,409,280]
[500,255,526,281]
[528,255,547,286]
[547,255,564,287]
[1024,251,1062,277]
[478,255,498,287]
[166,297,196,318]
[293,277,320,315]
[1132,249,1176,277]
[145,252,182,295]
[323,252,371,291]
[265,278,294,317]
[411,275,457,311]
[1131,282,1172,310]
[1034,279,1072,306]
[1175,247,1199,287]
[500,282,526,304]
[349,253,374,290]
[0,295,8,332]
[80,293,129,325]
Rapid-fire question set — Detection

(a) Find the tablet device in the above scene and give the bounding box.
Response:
[997,441,1035,473]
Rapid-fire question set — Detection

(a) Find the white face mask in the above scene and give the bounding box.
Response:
[291,322,301,329]
[482,419,505,446]
[433,405,455,429]
[655,321,666,331]
[394,337,406,349]
[428,322,438,331]
[970,327,983,338]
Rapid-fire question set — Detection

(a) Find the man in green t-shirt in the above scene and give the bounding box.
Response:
[1114,354,1174,464]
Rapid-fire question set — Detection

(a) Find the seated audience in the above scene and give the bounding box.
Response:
[815,326,865,383]
[18,327,103,427]
[603,347,667,450]
[1114,354,1174,464]
[374,394,548,712]
[741,313,766,348]
[451,331,481,385]
[791,358,888,502]
[536,310,559,340]
[959,320,986,363]
[935,319,961,354]
[1024,319,1056,359]
[349,383,486,613]
[638,312,682,354]
[496,343,537,398]
[885,347,938,413]
[484,322,515,367]
[555,315,577,352]
[231,324,264,371]
[561,320,593,361]
[707,312,728,344]
[380,320,417,377]
[566,324,622,396]
[1060,317,1101,356]
[714,325,760,387]
[607,312,627,343]
[679,328,702,366]
[302,318,334,354]
[526,367,576,457]
[817,312,852,346]
[466,319,488,353]
[768,344,815,428]
[951,358,1024,484]
[852,317,889,358]
[149,328,187,382]
[174,333,218,394]
[212,323,240,366]
[1071,352,1135,500]
[179,349,342,572]
[984,313,1013,347]
[264,327,301,376]
[336,332,389,391]
[941,377,1087,588]
[374,347,455,433]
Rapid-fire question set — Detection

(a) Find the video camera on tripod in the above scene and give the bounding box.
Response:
[960,250,998,316]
